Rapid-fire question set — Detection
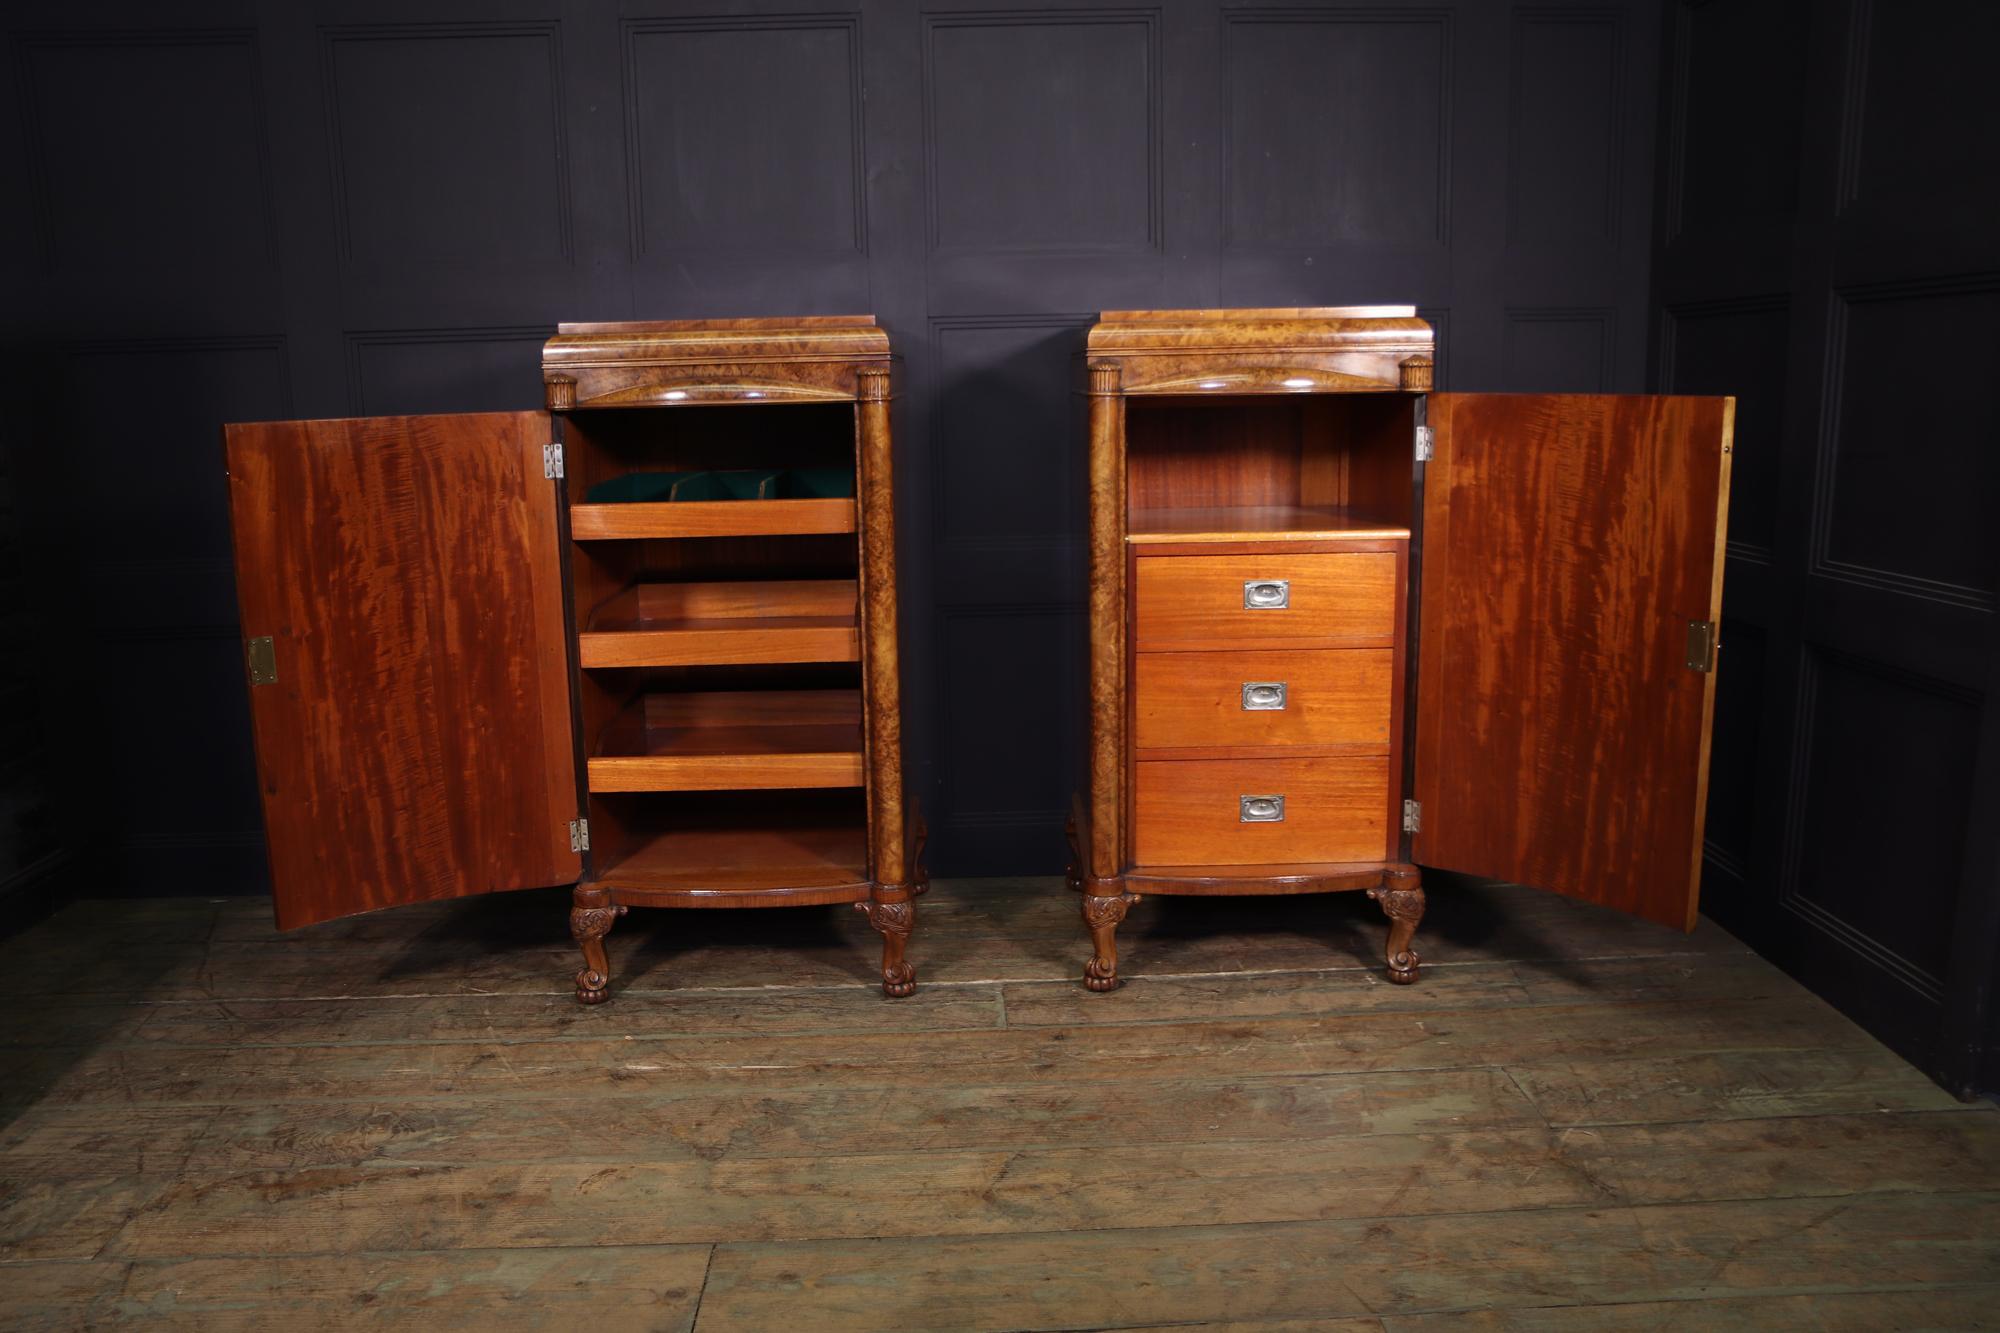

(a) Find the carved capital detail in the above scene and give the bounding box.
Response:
[569,900,626,1005]
[569,904,626,941]
[1086,360,1122,396]
[857,365,892,401]
[855,897,915,939]
[545,374,577,411]
[858,896,918,997]
[1081,889,1139,992]
[1398,355,1433,392]
[1081,891,1139,929]
[1367,886,1424,923]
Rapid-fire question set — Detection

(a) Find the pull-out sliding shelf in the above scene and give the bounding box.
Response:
[570,498,856,540]
[587,689,865,793]
[578,579,860,668]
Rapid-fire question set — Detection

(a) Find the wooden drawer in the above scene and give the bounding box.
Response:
[1134,649,1394,754]
[1133,756,1391,866]
[1133,551,1398,650]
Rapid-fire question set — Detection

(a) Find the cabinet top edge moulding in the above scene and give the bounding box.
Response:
[543,314,895,410]
[1087,306,1434,395]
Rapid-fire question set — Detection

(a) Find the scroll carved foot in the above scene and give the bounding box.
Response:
[1367,869,1425,985]
[857,896,918,997]
[570,891,628,1005]
[1082,890,1140,992]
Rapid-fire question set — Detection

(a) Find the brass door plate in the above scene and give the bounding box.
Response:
[1685,620,1716,673]
[246,636,277,685]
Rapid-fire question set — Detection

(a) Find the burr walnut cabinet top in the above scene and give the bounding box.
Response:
[1086,306,1435,394]
[542,315,894,409]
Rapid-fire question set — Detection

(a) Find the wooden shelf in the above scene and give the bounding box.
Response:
[570,497,856,540]
[578,579,859,668]
[588,814,870,905]
[1128,505,1412,544]
[588,690,863,793]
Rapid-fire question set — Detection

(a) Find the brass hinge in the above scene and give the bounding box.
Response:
[543,442,564,479]
[246,636,277,685]
[1414,425,1434,462]
[1685,620,1717,673]
[1402,799,1422,834]
[569,819,590,853]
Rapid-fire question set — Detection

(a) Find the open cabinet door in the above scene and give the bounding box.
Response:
[226,413,581,929]
[1413,395,1732,930]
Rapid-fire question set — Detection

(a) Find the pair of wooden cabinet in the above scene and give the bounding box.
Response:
[225,309,1731,1003]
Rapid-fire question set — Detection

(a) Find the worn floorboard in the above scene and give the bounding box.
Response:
[0,876,1994,1329]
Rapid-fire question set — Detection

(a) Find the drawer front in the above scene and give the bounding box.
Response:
[1134,551,1398,649]
[1133,757,1391,866]
[1134,649,1394,753]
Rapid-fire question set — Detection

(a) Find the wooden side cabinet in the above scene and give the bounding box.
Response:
[224,317,924,1002]
[1072,307,1733,989]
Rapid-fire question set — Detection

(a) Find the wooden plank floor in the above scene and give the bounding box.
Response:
[2,877,1997,1330]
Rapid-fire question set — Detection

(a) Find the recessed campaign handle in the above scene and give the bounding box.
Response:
[1241,682,1287,711]
[1243,579,1290,609]
[1239,795,1285,823]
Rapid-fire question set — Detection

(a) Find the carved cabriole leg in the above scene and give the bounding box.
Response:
[570,886,627,1005]
[857,894,917,997]
[1367,868,1425,985]
[1082,887,1140,992]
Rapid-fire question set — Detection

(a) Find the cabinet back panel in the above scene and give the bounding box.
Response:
[1126,398,1306,510]
[635,579,857,621]
[1125,395,1416,525]
[564,403,856,476]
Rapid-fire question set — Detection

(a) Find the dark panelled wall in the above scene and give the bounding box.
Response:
[1651,0,2000,1094]
[0,0,1665,901]
[5,1,1997,1094]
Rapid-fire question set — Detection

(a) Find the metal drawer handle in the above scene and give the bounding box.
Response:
[1243,579,1290,609]
[1241,681,1287,711]
[1240,794,1285,823]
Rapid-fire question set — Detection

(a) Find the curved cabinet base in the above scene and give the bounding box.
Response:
[568,818,929,1004]
[1065,806,1424,990]
[568,876,928,1004]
